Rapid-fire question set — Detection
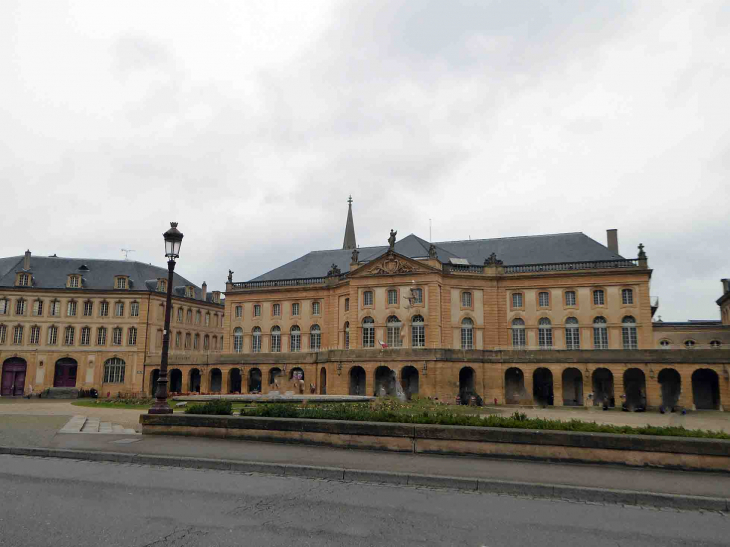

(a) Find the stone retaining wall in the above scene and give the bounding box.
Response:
[140,414,730,472]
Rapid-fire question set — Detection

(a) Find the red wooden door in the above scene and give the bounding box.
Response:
[54,362,78,387]
[1,361,27,396]
[1,370,14,396]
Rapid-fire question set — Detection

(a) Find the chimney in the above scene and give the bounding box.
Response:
[722,279,730,294]
[23,250,31,270]
[201,281,207,301]
[606,229,619,254]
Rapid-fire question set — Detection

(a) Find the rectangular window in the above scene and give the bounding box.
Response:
[412,324,425,347]
[67,301,77,316]
[117,278,127,289]
[593,327,608,349]
[388,290,398,305]
[538,292,550,307]
[33,300,43,316]
[115,302,124,317]
[290,332,300,352]
[47,326,57,345]
[512,293,523,308]
[175,332,180,348]
[363,291,373,306]
[13,326,23,344]
[97,327,106,346]
[312,301,320,315]
[18,274,29,286]
[80,327,90,346]
[0,300,7,314]
[128,327,137,346]
[0,324,6,344]
[344,299,349,312]
[538,327,552,348]
[15,300,25,315]
[412,288,423,304]
[50,301,60,316]
[291,303,299,316]
[254,304,261,317]
[461,326,473,350]
[83,301,93,316]
[622,289,634,305]
[113,328,122,345]
[205,313,210,326]
[387,323,402,347]
[271,333,281,352]
[363,325,374,347]
[565,291,576,307]
[30,326,40,344]
[273,303,280,316]
[100,302,109,317]
[512,328,526,348]
[344,327,349,349]
[69,276,79,288]
[131,302,139,317]
[252,334,261,353]
[565,327,580,350]
[622,327,637,349]
[64,327,74,346]
[235,306,243,318]
[310,331,321,351]
[593,290,605,306]
[461,292,472,308]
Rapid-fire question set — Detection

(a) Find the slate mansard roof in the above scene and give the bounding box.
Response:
[250,232,627,282]
[0,255,223,305]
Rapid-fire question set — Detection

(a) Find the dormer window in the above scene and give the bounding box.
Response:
[115,277,128,289]
[17,273,30,287]
[157,279,167,293]
[68,275,80,288]
[212,291,220,303]
[185,286,195,299]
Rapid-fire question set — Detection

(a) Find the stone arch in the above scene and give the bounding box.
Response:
[269,367,282,388]
[248,368,262,393]
[289,367,304,381]
[623,368,646,410]
[209,368,222,393]
[228,368,242,394]
[1,357,27,396]
[533,367,554,406]
[54,357,78,388]
[591,368,614,407]
[401,365,419,399]
[658,368,681,409]
[319,367,327,394]
[561,367,583,406]
[189,368,201,393]
[149,368,160,396]
[349,366,365,395]
[458,366,476,403]
[504,367,525,404]
[692,369,720,410]
[169,369,183,393]
[374,365,394,396]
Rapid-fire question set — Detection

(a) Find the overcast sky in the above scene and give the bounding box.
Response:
[2,1,729,320]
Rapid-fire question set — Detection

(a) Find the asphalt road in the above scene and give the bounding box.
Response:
[0,455,726,547]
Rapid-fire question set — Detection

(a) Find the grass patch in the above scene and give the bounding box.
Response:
[237,399,730,440]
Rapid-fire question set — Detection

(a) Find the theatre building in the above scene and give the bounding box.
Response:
[0,252,224,397]
[216,200,729,411]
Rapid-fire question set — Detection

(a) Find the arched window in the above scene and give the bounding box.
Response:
[511,318,525,348]
[290,326,301,352]
[622,288,634,305]
[565,317,580,350]
[386,316,402,347]
[362,317,374,347]
[250,327,261,353]
[310,324,321,351]
[271,327,281,352]
[593,317,608,349]
[103,357,126,384]
[344,321,350,349]
[411,315,425,348]
[538,317,552,348]
[461,318,473,349]
[621,316,637,349]
[233,328,243,353]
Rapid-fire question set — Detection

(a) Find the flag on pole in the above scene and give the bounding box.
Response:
[378,339,388,348]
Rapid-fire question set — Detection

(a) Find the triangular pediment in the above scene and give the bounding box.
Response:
[350,249,440,277]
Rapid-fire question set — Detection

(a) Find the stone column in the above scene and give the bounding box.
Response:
[679,368,694,409]
[221,369,229,394]
[613,367,625,408]
[523,368,535,405]
[583,367,593,407]
[365,365,374,397]
[552,367,563,406]
[645,370,661,408]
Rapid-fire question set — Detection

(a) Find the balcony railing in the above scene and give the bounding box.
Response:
[443,264,484,274]
[503,259,639,274]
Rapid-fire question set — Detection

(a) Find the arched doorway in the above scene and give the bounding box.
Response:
[290,367,304,381]
[248,368,262,393]
[533,367,553,406]
[228,369,242,393]
[54,358,78,388]
[169,369,182,393]
[623,368,646,411]
[401,366,419,400]
[269,367,282,388]
[189,368,201,392]
[319,367,327,394]
[458,367,475,403]
[1,358,27,396]
[149,369,160,396]
[504,367,525,404]
[561,368,583,406]
[374,366,394,396]
[692,369,720,410]
[349,366,365,395]
[209,368,222,392]
[592,368,614,407]
[658,368,681,409]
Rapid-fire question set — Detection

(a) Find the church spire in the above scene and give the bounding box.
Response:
[342,195,357,250]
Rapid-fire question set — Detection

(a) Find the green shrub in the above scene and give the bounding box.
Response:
[185,400,233,415]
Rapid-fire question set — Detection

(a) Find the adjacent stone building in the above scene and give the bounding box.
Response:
[0,252,224,397]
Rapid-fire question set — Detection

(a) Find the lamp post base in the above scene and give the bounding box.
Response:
[148,402,174,415]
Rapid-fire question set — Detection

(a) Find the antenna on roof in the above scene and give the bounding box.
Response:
[121,249,136,260]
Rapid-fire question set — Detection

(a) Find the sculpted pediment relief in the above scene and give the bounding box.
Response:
[361,251,430,276]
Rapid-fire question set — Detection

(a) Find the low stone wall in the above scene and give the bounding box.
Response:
[140,414,730,472]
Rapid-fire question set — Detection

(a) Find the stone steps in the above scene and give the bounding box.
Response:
[60,415,138,435]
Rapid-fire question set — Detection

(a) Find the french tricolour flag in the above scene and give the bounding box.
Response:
[378,339,388,348]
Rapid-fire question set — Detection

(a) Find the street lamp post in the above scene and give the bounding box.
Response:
[149,222,184,415]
